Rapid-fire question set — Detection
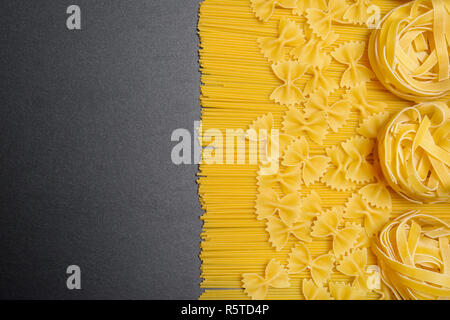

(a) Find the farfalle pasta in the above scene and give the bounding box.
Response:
[369,0,450,102]
[311,207,361,256]
[250,0,298,22]
[343,83,386,118]
[298,190,323,224]
[302,279,333,300]
[247,112,294,163]
[291,27,337,68]
[257,165,301,194]
[322,136,376,190]
[282,106,329,144]
[337,248,369,288]
[343,0,373,25]
[303,62,339,96]
[306,0,348,40]
[322,144,357,191]
[270,60,307,105]
[341,136,375,184]
[345,192,391,236]
[288,242,334,286]
[378,101,450,203]
[372,211,450,300]
[282,136,330,185]
[258,18,305,62]
[266,215,313,250]
[331,41,375,88]
[358,182,392,210]
[357,112,390,138]
[304,88,351,132]
[242,259,290,300]
[329,281,368,300]
[293,0,326,16]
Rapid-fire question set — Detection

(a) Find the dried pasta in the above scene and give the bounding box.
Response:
[304,88,351,132]
[378,101,450,203]
[345,192,391,236]
[270,60,307,105]
[369,0,450,101]
[343,83,386,118]
[311,207,361,257]
[242,259,290,299]
[288,242,334,286]
[198,0,450,301]
[372,211,450,300]
[251,0,298,22]
[302,279,333,300]
[306,0,348,40]
[343,0,374,25]
[331,41,375,88]
[336,248,369,288]
[255,187,301,225]
[282,136,330,185]
[329,281,368,300]
[258,18,305,62]
[291,26,337,68]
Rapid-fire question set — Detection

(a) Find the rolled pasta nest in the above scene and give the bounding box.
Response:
[372,211,450,300]
[378,101,450,204]
[369,0,450,102]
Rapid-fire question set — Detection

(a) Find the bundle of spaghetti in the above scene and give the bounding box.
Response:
[369,0,450,102]
[372,210,450,300]
[198,0,450,300]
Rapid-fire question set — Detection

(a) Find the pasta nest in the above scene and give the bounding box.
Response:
[378,101,450,204]
[372,211,450,300]
[368,0,450,102]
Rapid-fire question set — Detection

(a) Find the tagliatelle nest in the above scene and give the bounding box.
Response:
[372,211,450,300]
[378,101,450,204]
[369,0,450,102]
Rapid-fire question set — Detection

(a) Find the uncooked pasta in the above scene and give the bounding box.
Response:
[198,0,449,300]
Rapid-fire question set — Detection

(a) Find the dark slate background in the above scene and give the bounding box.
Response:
[0,1,202,299]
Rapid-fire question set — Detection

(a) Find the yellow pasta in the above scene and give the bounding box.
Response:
[329,281,368,300]
[372,211,450,300]
[357,111,390,138]
[343,83,386,118]
[343,0,374,25]
[251,0,298,22]
[304,88,351,132]
[258,17,305,62]
[369,0,450,102]
[303,62,339,96]
[291,26,337,68]
[331,41,375,88]
[311,207,362,256]
[345,192,391,236]
[342,136,376,183]
[288,242,334,286]
[282,136,330,185]
[255,187,301,225]
[378,101,450,203]
[198,0,450,300]
[257,165,301,193]
[306,0,347,40]
[302,279,333,300]
[282,106,329,144]
[336,248,369,288]
[266,214,313,249]
[270,60,308,105]
[242,259,290,299]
